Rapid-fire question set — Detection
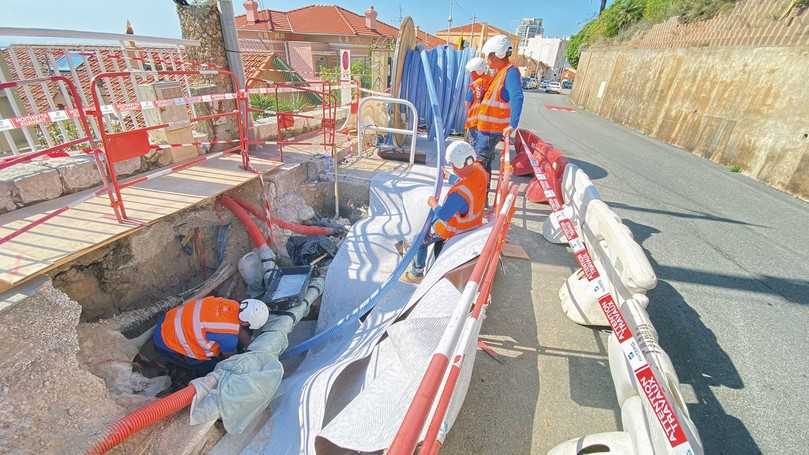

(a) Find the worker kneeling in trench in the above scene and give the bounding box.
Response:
[137,297,269,387]
[403,141,489,284]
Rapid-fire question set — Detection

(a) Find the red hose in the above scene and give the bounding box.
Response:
[230,196,335,237]
[220,195,268,248]
[85,385,196,455]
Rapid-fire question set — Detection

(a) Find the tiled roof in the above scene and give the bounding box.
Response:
[416,30,447,48]
[440,22,515,37]
[235,5,398,38]
[0,45,172,113]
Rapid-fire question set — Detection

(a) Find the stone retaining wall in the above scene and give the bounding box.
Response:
[572,0,809,200]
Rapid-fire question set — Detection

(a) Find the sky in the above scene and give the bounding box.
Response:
[0,0,611,46]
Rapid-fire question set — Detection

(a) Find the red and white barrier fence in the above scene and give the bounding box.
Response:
[89,68,248,222]
[389,136,519,454]
[517,130,698,455]
[0,76,108,247]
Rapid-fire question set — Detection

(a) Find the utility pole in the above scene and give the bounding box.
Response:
[398,4,403,25]
[470,15,477,49]
[600,0,607,14]
[447,0,453,45]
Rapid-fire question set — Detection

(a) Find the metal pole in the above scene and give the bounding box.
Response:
[218,0,245,88]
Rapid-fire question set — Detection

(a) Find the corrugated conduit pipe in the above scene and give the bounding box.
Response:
[86,195,275,454]
[229,196,336,237]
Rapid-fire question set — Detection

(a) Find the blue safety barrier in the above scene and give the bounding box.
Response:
[400,45,476,141]
[280,49,447,360]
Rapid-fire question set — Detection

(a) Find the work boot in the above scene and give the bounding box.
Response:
[402,269,424,284]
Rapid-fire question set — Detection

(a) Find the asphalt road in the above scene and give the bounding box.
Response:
[515,90,809,454]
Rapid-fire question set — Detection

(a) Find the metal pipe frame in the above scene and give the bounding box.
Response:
[357,95,418,167]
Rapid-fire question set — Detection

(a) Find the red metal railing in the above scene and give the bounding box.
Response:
[0,75,110,246]
[89,69,248,222]
[243,78,340,161]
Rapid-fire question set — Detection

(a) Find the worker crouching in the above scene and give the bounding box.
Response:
[404,141,489,283]
[151,296,269,378]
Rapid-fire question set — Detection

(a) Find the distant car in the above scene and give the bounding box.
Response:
[522,77,538,89]
[539,80,549,90]
[545,81,562,93]
[561,79,573,89]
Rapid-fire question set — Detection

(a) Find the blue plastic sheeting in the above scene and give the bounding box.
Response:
[400,45,475,140]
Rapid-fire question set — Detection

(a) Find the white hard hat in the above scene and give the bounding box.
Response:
[446,141,477,169]
[239,298,269,330]
[481,34,512,59]
[465,57,487,75]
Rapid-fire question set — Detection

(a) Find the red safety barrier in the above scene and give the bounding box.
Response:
[0,76,114,247]
[243,78,339,161]
[388,184,519,455]
[516,130,696,454]
[515,129,567,205]
[90,69,248,222]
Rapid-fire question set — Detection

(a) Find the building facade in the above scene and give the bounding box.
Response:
[515,18,544,53]
[522,36,568,80]
[434,23,518,54]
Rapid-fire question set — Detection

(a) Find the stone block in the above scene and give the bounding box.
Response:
[0,181,16,213]
[156,126,199,165]
[0,162,63,205]
[137,80,189,126]
[114,156,142,177]
[47,156,103,192]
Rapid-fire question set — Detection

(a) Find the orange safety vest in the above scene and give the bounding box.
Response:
[465,74,493,130]
[434,162,489,240]
[476,64,513,134]
[160,296,241,361]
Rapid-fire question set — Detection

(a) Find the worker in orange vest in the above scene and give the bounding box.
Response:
[475,34,524,191]
[404,141,489,283]
[151,296,269,376]
[464,57,492,148]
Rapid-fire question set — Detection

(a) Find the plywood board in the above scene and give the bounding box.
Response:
[0,154,280,292]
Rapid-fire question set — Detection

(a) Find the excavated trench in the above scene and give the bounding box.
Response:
[0,157,371,455]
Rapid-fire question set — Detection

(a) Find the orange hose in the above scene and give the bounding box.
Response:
[85,384,196,455]
[220,195,268,248]
[230,196,336,237]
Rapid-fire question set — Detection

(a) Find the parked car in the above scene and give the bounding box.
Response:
[522,77,538,89]
[561,79,573,89]
[545,81,562,93]
[539,80,549,90]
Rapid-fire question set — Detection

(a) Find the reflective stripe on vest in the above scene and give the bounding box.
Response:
[476,65,513,134]
[192,299,215,358]
[465,75,492,130]
[434,163,488,240]
[173,304,197,359]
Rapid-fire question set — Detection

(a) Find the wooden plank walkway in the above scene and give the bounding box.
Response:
[0,154,281,292]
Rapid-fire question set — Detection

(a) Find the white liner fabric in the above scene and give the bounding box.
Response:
[240,166,492,454]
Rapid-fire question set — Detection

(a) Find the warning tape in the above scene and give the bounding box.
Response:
[518,130,695,454]
[0,92,239,132]
[149,139,241,150]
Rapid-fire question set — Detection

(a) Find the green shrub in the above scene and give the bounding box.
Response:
[566,0,740,68]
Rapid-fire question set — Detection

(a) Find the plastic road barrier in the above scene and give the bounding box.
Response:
[542,163,602,244]
[516,130,701,455]
[90,69,248,223]
[559,199,657,326]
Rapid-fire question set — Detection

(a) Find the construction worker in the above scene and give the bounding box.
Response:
[476,34,524,190]
[404,141,488,283]
[150,296,269,377]
[464,57,492,148]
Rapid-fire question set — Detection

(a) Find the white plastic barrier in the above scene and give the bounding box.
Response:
[607,300,703,455]
[559,199,657,326]
[542,163,602,244]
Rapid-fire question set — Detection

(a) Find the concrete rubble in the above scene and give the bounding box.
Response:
[0,278,125,454]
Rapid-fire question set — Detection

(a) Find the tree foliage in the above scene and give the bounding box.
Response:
[566,0,739,68]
